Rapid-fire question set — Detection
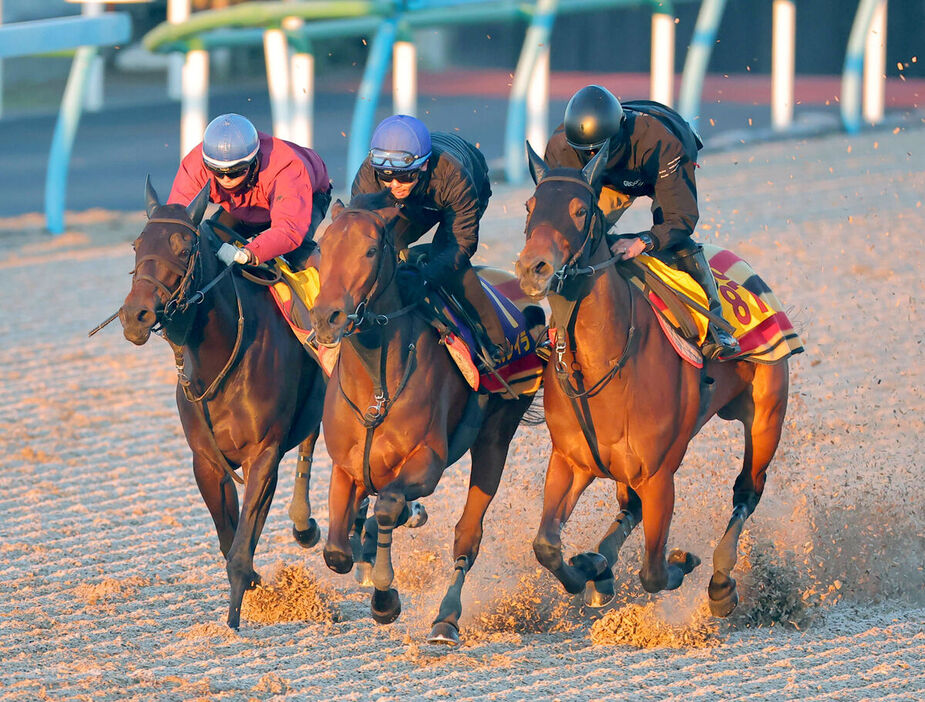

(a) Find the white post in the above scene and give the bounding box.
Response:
[526,44,549,153]
[180,49,209,160]
[264,28,292,141]
[167,0,190,101]
[650,12,675,106]
[771,0,795,131]
[863,0,886,125]
[393,40,417,116]
[285,14,313,147]
[82,1,104,112]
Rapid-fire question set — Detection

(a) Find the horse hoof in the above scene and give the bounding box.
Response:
[708,575,739,617]
[323,547,354,575]
[668,549,701,575]
[371,588,401,625]
[354,561,374,587]
[583,574,616,608]
[292,519,320,549]
[427,621,461,646]
[246,572,262,590]
[227,608,241,630]
[406,502,428,529]
[569,551,609,580]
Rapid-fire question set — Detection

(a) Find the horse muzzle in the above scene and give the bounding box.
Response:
[308,304,348,346]
[119,301,157,345]
[515,255,555,302]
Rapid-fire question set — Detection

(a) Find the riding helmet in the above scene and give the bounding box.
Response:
[202,113,260,171]
[563,85,625,151]
[368,115,432,174]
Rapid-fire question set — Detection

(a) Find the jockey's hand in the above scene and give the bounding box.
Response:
[610,231,655,260]
[217,242,255,266]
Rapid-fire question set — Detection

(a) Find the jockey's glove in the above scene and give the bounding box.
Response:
[217,242,255,266]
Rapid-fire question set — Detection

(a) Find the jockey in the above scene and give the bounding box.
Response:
[544,85,739,358]
[351,114,511,366]
[168,113,332,271]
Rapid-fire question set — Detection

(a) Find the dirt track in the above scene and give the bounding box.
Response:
[1,126,923,701]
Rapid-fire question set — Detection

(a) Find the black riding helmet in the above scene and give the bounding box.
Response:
[564,85,625,152]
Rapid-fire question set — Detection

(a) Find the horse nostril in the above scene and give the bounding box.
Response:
[533,261,551,277]
[136,309,153,325]
[328,310,342,326]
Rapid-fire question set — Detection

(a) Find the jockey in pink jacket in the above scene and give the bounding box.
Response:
[168,113,332,270]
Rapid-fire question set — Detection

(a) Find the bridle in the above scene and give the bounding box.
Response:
[327,207,420,495]
[528,174,639,479]
[335,208,417,336]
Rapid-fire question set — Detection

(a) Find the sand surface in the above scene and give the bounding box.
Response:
[0,127,923,701]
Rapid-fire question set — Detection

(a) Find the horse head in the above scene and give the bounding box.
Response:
[119,176,210,345]
[515,142,609,300]
[309,192,402,346]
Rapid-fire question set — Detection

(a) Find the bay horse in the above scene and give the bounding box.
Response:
[514,145,791,616]
[119,178,327,628]
[309,193,537,646]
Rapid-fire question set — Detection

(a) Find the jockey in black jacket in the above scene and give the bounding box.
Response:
[544,85,739,358]
[352,114,511,366]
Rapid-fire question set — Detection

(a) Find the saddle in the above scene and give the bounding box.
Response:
[413,266,546,396]
[625,245,804,366]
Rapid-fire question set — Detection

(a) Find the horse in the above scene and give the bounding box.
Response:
[118,178,327,628]
[514,145,792,616]
[308,193,538,646]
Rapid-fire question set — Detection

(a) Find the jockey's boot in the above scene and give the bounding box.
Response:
[457,266,512,369]
[674,245,740,360]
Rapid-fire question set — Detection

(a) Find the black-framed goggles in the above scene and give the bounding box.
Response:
[207,161,253,179]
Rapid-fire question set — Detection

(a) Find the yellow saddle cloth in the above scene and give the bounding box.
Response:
[267,261,339,375]
[634,244,803,364]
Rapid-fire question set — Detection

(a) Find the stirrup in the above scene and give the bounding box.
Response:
[703,327,740,360]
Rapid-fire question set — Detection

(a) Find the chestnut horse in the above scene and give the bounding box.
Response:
[119,179,327,628]
[515,146,791,616]
[309,194,537,645]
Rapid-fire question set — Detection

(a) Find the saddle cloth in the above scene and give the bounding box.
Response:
[434,268,544,396]
[634,244,804,365]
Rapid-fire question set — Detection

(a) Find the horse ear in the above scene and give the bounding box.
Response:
[186,182,210,227]
[144,174,160,218]
[331,199,345,219]
[526,141,548,185]
[581,140,609,187]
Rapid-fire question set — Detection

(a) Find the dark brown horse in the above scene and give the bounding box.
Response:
[309,193,538,645]
[119,178,327,628]
[514,145,791,616]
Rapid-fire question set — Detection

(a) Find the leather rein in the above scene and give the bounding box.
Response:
[532,175,639,478]
[331,208,419,496]
[135,215,247,485]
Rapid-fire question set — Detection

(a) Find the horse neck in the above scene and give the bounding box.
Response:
[178,239,249,385]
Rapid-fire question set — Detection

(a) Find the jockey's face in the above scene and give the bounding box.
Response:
[378,162,427,200]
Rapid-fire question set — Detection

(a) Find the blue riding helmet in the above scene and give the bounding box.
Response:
[369,115,432,175]
[202,113,260,172]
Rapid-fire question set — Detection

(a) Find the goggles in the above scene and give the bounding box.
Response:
[369,147,429,170]
[376,168,421,184]
[207,160,253,179]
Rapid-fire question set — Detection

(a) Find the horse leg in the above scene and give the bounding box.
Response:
[369,489,406,624]
[428,396,530,645]
[533,451,606,596]
[710,364,788,616]
[192,453,239,558]
[584,483,644,607]
[323,464,362,575]
[637,469,700,594]
[225,447,281,629]
[288,433,321,548]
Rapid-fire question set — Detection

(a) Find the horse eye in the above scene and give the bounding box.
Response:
[576,207,586,217]
[366,247,377,258]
